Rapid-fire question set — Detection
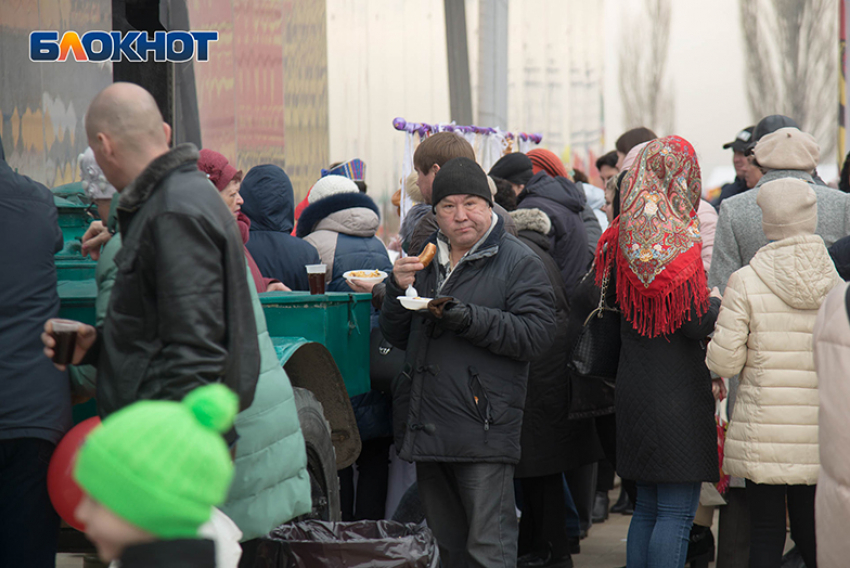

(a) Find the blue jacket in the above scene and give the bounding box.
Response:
[0,134,71,443]
[296,192,392,293]
[240,165,321,291]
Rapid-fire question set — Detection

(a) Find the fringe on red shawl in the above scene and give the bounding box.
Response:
[593,217,710,338]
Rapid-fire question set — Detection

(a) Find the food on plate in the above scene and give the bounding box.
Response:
[418,243,437,268]
[347,270,382,279]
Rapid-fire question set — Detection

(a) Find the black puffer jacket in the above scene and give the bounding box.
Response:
[615,290,721,483]
[517,172,590,295]
[380,216,556,464]
[510,208,603,477]
[87,144,260,416]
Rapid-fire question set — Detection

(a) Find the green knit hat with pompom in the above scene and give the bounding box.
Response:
[74,384,238,538]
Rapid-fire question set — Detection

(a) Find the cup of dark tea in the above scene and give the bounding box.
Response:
[50,319,81,365]
[306,264,327,295]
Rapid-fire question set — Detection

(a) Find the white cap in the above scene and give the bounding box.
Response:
[79,147,117,201]
[308,175,359,204]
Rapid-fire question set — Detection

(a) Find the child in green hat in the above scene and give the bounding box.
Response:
[73,384,239,567]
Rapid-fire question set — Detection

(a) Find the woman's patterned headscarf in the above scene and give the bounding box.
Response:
[595,135,708,337]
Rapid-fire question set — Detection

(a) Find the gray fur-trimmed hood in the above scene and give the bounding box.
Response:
[509,208,552,236]
[119,143,200,212]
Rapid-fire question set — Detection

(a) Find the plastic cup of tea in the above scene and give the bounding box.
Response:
[306,264,327,295]
[51,319,81,365]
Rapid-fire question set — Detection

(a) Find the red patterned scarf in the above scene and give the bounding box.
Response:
[595,136,708,337]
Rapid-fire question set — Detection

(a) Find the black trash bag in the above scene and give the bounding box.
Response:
[253,520,440,568]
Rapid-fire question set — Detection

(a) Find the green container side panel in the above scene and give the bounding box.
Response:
[260,292,371,397]
[56,260,97,282]
[72,400,98,424]
[57,280,98,325]
[56,285,372,398]
[54,182,100,261]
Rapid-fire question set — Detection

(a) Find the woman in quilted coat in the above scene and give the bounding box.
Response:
[707,178,840,568]
[594,136,721,568]
[813,280,850,568]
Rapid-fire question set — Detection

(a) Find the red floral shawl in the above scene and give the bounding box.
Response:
[595,136,708,337]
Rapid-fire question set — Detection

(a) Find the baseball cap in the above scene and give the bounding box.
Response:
[746,115,799,153]
[722,127,754,152]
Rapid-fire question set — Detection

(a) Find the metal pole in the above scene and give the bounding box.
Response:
[444,0,473,125]
[477,0,508,128]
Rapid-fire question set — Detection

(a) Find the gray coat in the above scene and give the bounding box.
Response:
[380,217,557,464]
[708,170,850,293]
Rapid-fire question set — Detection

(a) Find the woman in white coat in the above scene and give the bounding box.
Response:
[706,178,840,568]
[813,281,850,568]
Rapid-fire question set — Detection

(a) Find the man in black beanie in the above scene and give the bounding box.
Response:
[489,152,534,195]
[380,157,557,568]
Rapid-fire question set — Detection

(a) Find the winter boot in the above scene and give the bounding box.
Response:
[592,490,610,523]
[686,524,715,568]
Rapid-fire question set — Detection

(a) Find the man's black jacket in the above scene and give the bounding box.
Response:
[380,216,556,464]
[85,144,260,415]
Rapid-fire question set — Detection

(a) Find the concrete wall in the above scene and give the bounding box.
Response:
[325,0,606,233]
[326,0,451,234]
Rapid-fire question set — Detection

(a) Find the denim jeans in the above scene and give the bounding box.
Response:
[0,438,60,568]
[626,481,701,568]
[417,462,518,568]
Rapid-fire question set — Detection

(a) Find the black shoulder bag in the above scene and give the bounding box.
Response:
[567,265,619,418]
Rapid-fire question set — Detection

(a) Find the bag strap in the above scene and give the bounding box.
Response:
[598,265,610,311]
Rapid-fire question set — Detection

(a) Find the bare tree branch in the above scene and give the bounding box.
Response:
[740,0,838,157]
[619,0,674,134]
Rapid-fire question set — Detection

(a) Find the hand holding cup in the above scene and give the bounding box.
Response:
[42,319,97,371]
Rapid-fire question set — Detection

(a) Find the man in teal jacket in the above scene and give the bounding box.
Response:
[71,158,311,548]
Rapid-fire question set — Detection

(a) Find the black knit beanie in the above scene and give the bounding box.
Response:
[431,157,493,212]
[488,152,534,186]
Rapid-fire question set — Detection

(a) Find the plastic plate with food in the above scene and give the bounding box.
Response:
[343,270,388,284]
[397,296,433,311]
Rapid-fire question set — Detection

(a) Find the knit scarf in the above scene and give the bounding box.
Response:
[595,136,708,337]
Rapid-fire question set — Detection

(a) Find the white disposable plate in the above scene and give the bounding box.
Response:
[397,296,433,311]
[343,270,388,284]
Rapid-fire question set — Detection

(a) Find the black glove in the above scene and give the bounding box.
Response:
[427,297,471,334]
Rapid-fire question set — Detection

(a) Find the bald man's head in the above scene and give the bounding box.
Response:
[85,82,166,151]
[85,83,172,190]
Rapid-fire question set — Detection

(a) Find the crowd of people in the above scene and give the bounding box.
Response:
[4,80,850,568]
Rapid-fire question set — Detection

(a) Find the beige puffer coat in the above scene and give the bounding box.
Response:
[813,282,850,567]
[706,234,840,485]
